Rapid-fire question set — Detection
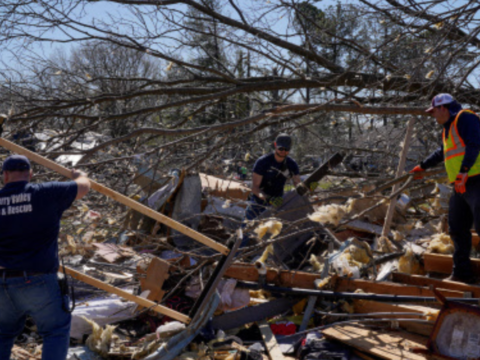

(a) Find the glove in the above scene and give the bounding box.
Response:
[296,182,309,196]
[455,173,468,194]
[409,165,425,180]
[269,196,283,208]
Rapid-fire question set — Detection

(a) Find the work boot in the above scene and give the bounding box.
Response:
[444,274,477,284]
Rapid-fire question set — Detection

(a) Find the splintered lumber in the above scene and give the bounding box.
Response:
[224,262,321,289]
[137,257,170,310]
[333,277,464,298]
[423,253,480,275]
[392,272,480,298]
[62,265,190,324]
[322,323,428,360]
[353,300,437,336]
[258,320,285,360]
[200,173,251,201]
[0,137,229,255]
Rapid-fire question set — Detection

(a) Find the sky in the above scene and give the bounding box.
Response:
[1,0,344,71]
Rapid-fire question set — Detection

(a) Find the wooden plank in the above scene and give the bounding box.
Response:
[322,323,428,360]
[62,265,190,324]
[333,277,464,298]
[423,253,480,275]
[0,137,229,255]
[392,272,480,298]
[353,300,437,337]
[258,320,285,360]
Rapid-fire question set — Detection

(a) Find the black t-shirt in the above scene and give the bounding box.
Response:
[253,153,299,198]
[0,180,78,273]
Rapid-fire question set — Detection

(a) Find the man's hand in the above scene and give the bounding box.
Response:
[72,169,90,200]
[409,165,425,180]
[269,196,283,208]
[455,173,468,194]
[72,168,88,179]
[296,182,309,196]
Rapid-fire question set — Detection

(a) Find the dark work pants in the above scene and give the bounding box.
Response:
[448,177,480,278]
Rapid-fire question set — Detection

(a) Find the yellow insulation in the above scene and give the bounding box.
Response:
[377,236,395,253]
[83,317,117,357]
[427,233,454,254]
[309,254,324,272]
[257,244,274,264]
[308,204,348,226]
[398,247,425,275]
[254,220,282,239]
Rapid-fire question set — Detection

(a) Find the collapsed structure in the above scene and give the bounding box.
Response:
[3,132,480,360]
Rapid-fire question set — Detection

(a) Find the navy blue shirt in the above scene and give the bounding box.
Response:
[0,181,77,273]
[421,110,480,172]
[253,153,300,198]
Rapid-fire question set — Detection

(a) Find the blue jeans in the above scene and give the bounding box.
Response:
[448,177,480,278]
[0,273,71,360]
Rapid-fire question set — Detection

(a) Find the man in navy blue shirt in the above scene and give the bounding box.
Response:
[0,155,90,360]
[245,133,301,222]
[410,94,480,284]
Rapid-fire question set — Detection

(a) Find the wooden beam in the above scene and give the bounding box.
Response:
[423,253,480,275]
[392,272,480,298]
[62,265,190,324]
[0,138,229,255]
[224,262,321,289]
[258,320,285,360]
[333,277,464,298]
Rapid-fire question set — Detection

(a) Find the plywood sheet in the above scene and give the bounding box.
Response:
[322,323,428,360]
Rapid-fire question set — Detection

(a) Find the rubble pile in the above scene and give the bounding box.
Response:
[9,152,480,360]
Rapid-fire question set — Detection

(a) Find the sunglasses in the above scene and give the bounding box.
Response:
[277,147,290,152]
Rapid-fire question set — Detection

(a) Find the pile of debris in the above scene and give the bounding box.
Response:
[7,144,480,360]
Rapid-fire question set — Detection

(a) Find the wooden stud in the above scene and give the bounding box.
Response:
[62,265,190,324]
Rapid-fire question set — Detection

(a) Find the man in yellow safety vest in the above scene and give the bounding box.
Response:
[410,93,480,284]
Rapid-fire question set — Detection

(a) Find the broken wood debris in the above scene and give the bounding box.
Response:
[5,138,480,360]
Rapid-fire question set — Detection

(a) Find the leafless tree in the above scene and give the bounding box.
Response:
[0,0,478,190]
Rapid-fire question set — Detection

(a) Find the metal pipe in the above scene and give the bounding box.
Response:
[237,281,480,304]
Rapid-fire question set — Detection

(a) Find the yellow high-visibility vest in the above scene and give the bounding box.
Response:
[443,109,480,183]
